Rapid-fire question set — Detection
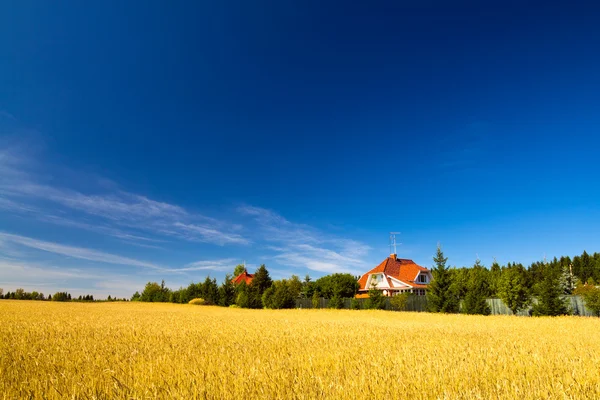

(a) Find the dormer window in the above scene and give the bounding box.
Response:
[370,273,383,287]
[417,274,428,283]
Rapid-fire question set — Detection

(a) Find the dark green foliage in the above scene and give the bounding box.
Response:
[350,298,361,310]
[463,260,491,315]
[241,264,272,309]
[202,277,219,305]
[250,265,272,294]
[301,274,315,298]
[532,265,570,316]
[313,273,359,299]
[365,278,386,310]
[577,285,600,317]
[311,291,320,309]
[328,295,344,309]
[140,281,171,302]
[235,282,250,308]
[498,265,530,314]
[218,274,236,307]
[262,279,297,309]
[427,245,459,313]
[52,292,71,302]
[233,264,246,277]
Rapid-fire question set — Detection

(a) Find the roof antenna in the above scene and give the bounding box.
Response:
[389,232,401,255]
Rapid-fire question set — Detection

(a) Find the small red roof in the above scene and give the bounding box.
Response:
[357,254,429,291]
[232,270,254,285]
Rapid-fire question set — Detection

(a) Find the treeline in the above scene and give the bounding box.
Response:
[0,288,125,302]
[132,265,364,309]
[427,246,600,316]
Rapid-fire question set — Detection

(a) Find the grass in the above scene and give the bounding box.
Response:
[1,300,600,399]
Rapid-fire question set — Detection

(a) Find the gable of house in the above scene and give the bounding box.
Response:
[357,254,431,294]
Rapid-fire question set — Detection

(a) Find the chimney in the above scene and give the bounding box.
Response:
[390,253,397,260]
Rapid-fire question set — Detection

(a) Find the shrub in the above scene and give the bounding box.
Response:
[350,298,361,310]
[188,298,206,306]
[328,295,344,309]
[390,293,410,311]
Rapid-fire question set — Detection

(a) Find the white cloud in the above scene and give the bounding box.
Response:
[170,258,239,273]
[173,223,249,245]
[0,147,248,247]
[0,232,163,270]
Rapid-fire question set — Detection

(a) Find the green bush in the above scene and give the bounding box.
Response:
[188,298,206,305]
[390,293,410,311]
[350,298,361,310]
[328,295,344,309]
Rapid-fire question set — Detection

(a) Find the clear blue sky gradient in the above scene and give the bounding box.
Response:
[1,1,600,297]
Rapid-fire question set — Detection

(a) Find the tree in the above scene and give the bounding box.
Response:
[489,260,502,297]
[533,265,569,316]
[202,277,219,305]
[313,274,359,299]
[365,276,386,310]
[301,275,314,298]
[15,288,25,300]
[262,279,297,309]
[498,265,530,315]
[578,285,600,317]
[235,282,250,308]
[311,291,320,309]
[287,275,303,299]
[233,264,246,277]
[140,282,170,302]
[427,244,459,313]
[218,274,236,307]
[107,295,112,301]
[52,292,70,302]
[0,288,3,299]
[463,260,491,315]
[248,265,272,308]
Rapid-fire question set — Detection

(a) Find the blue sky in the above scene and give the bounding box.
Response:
[1,1,600,298]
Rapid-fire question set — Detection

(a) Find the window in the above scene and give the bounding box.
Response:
[369,274,383,288]
[417,274,428,283]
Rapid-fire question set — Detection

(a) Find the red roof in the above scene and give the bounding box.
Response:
[232,270,254,285]
[357,254,430,291]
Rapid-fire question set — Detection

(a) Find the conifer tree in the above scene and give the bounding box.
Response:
[427,244,459,313]
[463,260,491,315]
[533,265,569,316]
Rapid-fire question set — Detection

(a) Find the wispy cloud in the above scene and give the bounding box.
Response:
[0,232,163,270]
[239,205,371,275]
[0,146,248,247]
[171,258,239,273]
[173,223,249,245]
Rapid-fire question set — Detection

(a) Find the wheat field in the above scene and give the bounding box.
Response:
[1,301,600,399]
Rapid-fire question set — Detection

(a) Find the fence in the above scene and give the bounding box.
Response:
[296,295,597,316]
[295,295,428,311]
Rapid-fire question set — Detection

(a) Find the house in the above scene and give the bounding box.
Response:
[232,270,254,285]
[356,253,431,297]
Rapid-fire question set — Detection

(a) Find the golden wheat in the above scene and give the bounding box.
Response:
[1,300,599,399]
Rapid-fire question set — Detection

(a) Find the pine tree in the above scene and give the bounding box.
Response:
[533,265,569,316]
[427,244,459,313]
[248,264,272,308]
[463,260,491,315]
[219,274,236,307]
